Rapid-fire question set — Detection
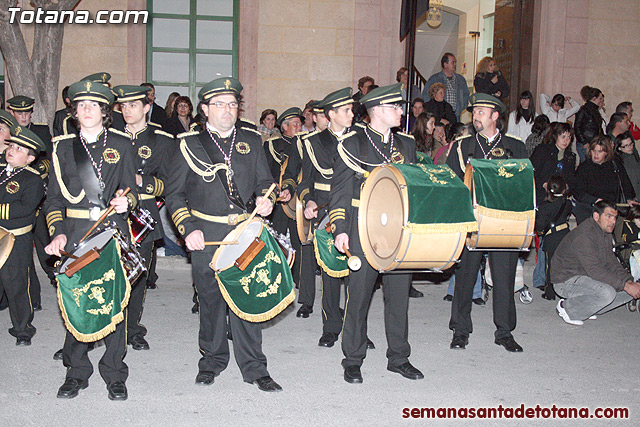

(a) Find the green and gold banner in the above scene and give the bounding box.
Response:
[57,239,131,343]
[396,163,477,233]
[314,227,349,278]
[470,158,535,212]
[215,227,295,322]
[415,151,434,165]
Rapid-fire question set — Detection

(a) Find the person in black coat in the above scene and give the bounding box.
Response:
[574,85,605,162]
[424,82,456,125]
[574,135,637,223]
[530,122,577,204]
[141,83,167,127]
[473,57,509,100]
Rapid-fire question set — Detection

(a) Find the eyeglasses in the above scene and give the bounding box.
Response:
[620,143,634,149]
[209,101,240,110]
[379,104,403,111]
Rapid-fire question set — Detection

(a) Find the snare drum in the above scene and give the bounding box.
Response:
[464,159,536,250]
[210,219,295,322]
[129,206,156,245]
[296,196,314,244]
[282,196,296,220]
[57,224,146,283]
[0,226,16,270]
[358,163,477,271]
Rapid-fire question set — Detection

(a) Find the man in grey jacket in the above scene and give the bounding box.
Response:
[551,201,640,325]
[421,53,469,121]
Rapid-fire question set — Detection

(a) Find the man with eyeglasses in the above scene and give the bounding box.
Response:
[165,77,282,392]
[330,83,422,384]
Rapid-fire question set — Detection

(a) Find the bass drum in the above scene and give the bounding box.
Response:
[358,163,476,271]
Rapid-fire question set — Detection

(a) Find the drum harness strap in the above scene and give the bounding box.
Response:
[73,132,108,210]
[6,224,33,236]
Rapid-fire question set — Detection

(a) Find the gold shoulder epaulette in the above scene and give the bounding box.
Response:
[177,130,199,139]
[189,122,199,130]
[295,131,308,137]
[154,129,174,139]
[109,128,130,138]
[302,129,320,140]
[339,130,357,142]
[148,121,161,128]
[52,133,76,143]
[240,127,261,136]
[25,166,40,175]
[239,118,256,125]
[397,131,415,139]
[505,133,523,141]
[266,135,280,143]
[355,122,366,128]
[32,122,48,126]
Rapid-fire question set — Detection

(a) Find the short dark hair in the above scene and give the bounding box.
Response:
[551,94,565,109]
[396,67,408,82]
[70,101,112,129]
[260,109,277,125]
[545,175,568,203]
[441,53,454,68]
[141,82,155,90]
[616,101,633,114]
[357,76,374,89]
[543,121,573,145]
[627,204,640,221]
[593,200,616,215]
[606,112,628,134]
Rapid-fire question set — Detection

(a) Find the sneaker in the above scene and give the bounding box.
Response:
[556,299,583,326]
[588,314,597,320]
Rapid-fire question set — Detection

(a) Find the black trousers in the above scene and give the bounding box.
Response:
[29,211,58,306]
[449,248,518,339]
[0,234,36,339]
[127,239,152,339]
[296,241,317,306]
[321,271,343,334]
[63,319,128,384]
[341,259,411,368]
[146,244,158,286]
[192,250,269,383]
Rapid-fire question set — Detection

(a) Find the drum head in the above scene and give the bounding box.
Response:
[0,228,15,270]
[213,220,263,271]
[296,197,313,244]
[59,229,116,273]
[358,165,407,270]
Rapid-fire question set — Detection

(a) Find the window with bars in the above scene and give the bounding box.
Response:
[146,0,238,108]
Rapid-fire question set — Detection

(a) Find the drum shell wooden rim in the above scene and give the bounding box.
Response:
[0,226,16,270]
[296,196,313,244]
[358,165,466,271]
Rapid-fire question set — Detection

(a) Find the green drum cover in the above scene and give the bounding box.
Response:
[314,227,349,278]
[470,158,535,212]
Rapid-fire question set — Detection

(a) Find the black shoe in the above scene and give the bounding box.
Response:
[50,277,58,288]
[495,336,523,352]
[296,305,313,318]
[53,349,63,360]
[32,302,42,311]
[366,338,375,350]
[315,267,321,276]
[409,285,423,298]
[146,282,157,290]
[195,371,216,385]
[472,298,486,306]
[450,335,468,350]
[16,337,31,346]
[57,378,87,399]
[343,365,363,384]
[192,302,199,314]
[128,334,150,350]
[253,376,282,392]
[318,332,339,347]
[443,294,453,301]
[387,362,424,380]
[107,381,128,401]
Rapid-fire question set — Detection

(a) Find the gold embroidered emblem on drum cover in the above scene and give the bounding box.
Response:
[239,250,282,296]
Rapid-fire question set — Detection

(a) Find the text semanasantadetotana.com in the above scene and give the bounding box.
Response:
[402,404,629,419]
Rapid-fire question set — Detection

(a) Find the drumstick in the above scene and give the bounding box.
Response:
[204,183,278,247]
[343,247,362,271]
[313,202,328,212]
[60,250,78,260]
[79,187,131,244]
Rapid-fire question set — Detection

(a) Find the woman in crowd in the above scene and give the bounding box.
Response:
[257,109,281,143]
[573,135,636,223]
[163,96,195,137]
[473,56,509,100]
[164,92,180,117]
[575,85,605,162]
[403,98,425,132]
[433,122,467,165]
[615,131,640,198]
[525,114,550,157]
[423,83,456,125]
[431,121,447,157]
[539,93,580,123]
[507,90,536,141]
[412,112,436,155]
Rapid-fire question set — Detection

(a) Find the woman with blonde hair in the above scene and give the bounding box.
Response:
[164,92,180,117]
[423,82,455,125]
[473,56,509,99]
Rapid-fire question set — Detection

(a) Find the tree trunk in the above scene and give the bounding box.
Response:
[0,0,80,128]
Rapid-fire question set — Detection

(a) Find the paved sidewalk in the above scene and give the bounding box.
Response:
[1,254,638,426]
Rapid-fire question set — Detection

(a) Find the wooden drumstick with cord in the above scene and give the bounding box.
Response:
[205,183,278,246]
[342,245,362,271]
[79,187,131,244]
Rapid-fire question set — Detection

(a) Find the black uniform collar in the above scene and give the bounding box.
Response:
[80,127,106,144]
[125,124,149,140]
[282,134,296,144]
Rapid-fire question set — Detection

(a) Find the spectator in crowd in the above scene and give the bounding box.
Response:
[524,114,550,157]
[141,82,167,126]
[163,96,195,137]
[164,92,180,117]
[411,112,435,155]
[433,122,467,165]
[424,83,456,125]
[302,101,316,133]
[402,97,424,132]
[614,131,640,198]
[396,67,421,102]
[573,135,636,223]
[473,56,509,100]
[606,112,630,139]
[539,93,580,123]
[616,102,640,140]
[614,205,640,281]
[422,53,469,121]
[552,201,640,326]
[507,90,536,142]
[431,121,447,157]
[353,76,375,103]
[575,86,605,162]
[257,108,281,143]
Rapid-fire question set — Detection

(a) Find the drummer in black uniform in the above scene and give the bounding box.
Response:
[114,85,172,351]
[44,80,138,400]
[297,88,352,346]
[165,77,282,392]
[330,83,423,384]
[446,93,527,353]
[0,126,46,346]
[6,96,53,155]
